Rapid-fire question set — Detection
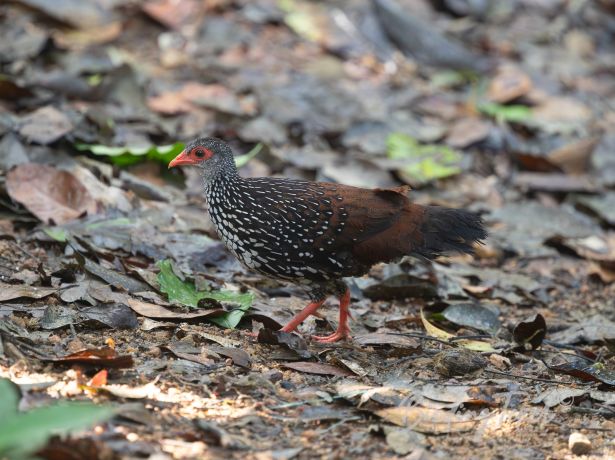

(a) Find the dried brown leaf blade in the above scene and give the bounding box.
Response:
[375,406,478,434]
[0,283,57,302]
[6,164,96,225]
[44,346,134,369]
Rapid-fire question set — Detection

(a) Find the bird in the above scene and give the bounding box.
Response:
[169,137,487,342]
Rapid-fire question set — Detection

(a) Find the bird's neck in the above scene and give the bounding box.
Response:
[203,166,242,201]
[201,154,240,187]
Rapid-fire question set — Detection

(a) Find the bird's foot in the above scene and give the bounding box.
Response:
[311,328,351,343]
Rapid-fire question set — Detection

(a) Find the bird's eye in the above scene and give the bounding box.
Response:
[194,148,205,158]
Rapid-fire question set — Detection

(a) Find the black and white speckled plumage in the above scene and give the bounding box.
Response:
[206,174,353,284]
[186,137,486,304]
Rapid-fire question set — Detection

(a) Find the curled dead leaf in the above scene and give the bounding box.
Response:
[420,309,495,352]
[513,314,546,349]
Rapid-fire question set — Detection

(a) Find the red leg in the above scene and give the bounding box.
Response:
[312,289,351,343]
[280,299,326,333]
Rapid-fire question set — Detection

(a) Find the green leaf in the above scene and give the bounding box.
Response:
[279,0,322,43]
[200,291,254,329]
[386,133,462,183]
[0,400,113,458]
[43,227,68,242]
[156,260,253,329]
[430,69,477,88]
[478,102,532,123]
[157,259,203,307]
[75,143,185,167]
[149,143,185,165]
[85,217,133,231]
[234,143,263,168]
[79,141,260,170]
[0,379,20,418]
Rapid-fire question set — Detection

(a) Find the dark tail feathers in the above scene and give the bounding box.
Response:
[413,206,487,259]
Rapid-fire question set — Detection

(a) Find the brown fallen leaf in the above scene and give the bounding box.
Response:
[283,361,355,377]
[445,118,491,149]
[414,383,498,409]
[375,406,478,434]
[0,78,33,100]
[18,106,74,144]
[78,256,149,294]
[547,360,615,386]
[533,387,588,408]
[44,346,134,369]
[547,137,599,174]
[354,333,421,349]
[513,172,598,193]
[196,331,242,348]
[533,97,592,125]
[329,357,368,377]
[87,369,108,388]
[488,66,532,103]
[147,82,257,116]
[164,344,216,367]
[146,91,193,115]
[0,283,57,302]
[37,437,112,460]
[589,262,615,283]
[141,0,199,30]
[6,164,96,224]
[558,234,615,265]
[207,346,251,369]
[182,82,257,116]
[126,298,228,320]
[513,314,546,349]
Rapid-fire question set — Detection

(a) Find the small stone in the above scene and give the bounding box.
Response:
[66,338,86,353]
[568,432,591,455]
[433,348,488,377]
[489,354,512,370]
[263,370,283,382]
[146,346,161,358]
[384,427,426,455]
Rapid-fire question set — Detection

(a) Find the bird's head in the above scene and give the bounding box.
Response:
[169,137,237,181]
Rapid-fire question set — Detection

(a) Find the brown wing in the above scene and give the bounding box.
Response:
[314,183,426,274]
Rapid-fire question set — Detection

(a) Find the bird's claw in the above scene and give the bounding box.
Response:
[311,329,351,343]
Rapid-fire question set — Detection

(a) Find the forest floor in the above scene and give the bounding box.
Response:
[1,0,615,459]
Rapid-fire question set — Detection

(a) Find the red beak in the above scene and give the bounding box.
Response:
[168,150,196,168]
